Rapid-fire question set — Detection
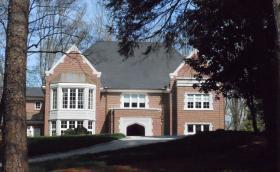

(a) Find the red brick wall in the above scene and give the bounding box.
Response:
[175,86,225,135]
[26,101,42,120]
[44,51,101,135]
[102,92,166,136]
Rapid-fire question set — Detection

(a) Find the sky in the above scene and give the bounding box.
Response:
[27,0,102,87]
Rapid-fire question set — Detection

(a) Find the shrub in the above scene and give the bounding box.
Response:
[64,127,88,136]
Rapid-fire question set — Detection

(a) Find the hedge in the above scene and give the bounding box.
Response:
[28,133,125,157]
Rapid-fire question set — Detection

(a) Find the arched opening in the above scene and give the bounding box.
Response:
[126,123,145,136]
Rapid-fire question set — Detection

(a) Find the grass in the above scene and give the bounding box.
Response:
[30,131,277,172]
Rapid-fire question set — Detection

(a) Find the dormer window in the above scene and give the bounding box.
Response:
[122,94,147,108]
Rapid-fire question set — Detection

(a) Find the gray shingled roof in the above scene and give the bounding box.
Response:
[26,87,43,97]
[84,41,183,89]
[0,87,43,99]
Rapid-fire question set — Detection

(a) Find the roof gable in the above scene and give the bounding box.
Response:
[46,45,101,77]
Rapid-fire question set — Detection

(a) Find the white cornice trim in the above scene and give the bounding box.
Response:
[101,88,169,93]
[45,45,102,77]
[176,78,205,87]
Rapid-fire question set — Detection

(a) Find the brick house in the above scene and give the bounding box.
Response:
[0,41,225,137]
[0,86,45,137]
[43,41,224,136]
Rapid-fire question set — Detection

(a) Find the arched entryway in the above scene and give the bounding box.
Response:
[126,124,145,136]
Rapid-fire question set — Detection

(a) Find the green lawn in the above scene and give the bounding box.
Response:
[30,131,277,172]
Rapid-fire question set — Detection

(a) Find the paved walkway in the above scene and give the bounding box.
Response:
[29,136,180,163]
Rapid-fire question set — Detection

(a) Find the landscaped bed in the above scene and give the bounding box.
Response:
[28,133,125,157]
[30,131,277,172]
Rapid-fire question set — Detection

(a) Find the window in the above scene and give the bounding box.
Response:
[88,89,94,109]
[77,121,83,128]
[35,101,42,110]
[52,89,57,109]
[131,94,138,107]
[61,121,67,129]
[88,121,92,129]
[122,94,147,108]
[185,94,212,110]
[70,88,76,109]
[123,94,130,107]
[62,88,85,109]
[185,123,212,135]
[78,89,84,109]
[51,121,56,136]
[139,95,146,108]
[69,121,75,129]
[62,88,68,108]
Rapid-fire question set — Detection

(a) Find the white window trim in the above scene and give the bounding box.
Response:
[120,93,149,109]
[184,93,213,110]
[184,122,213,135]
[34,101,42,110]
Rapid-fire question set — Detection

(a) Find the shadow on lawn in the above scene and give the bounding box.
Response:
[30,131,277,172]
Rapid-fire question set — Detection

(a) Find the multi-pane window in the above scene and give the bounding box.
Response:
[69,121,75,129]
[52,89,57,109]
[62,88,68,108]
[61,121,67,129]
[77,121,83,128]
[61,88,85,109]
[185,94,212,110]
[88,89,94,109]
[131,94,138,107]
[51,121,56,136]
[78,89,84,109]
[139,95,146,108]
[88,121,92,129]
[35,101,42,110]
[123,94,130,107]
[70,89,76,109]
[122,94,147,108]
[185,123,211,135]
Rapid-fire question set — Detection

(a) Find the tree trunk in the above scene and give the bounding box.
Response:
[1,0,29,171]
[232,98,240,130]
[261,0,280,170]
[246,98,259,133]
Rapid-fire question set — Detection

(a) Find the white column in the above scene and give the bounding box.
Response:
[57,87,62,110]
[30,126,34,137]
[83,120,88,129]
[49,121,52,136]
[93,121,96,134]
[56,120,61,136]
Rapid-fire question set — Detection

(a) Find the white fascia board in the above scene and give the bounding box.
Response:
[176,78,205,87]
[45,45,101,77]
[101,89,169,93]
[169,49,198,79]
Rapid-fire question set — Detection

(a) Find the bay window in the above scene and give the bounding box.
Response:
[185,94,212,110]
[122,94,147,108]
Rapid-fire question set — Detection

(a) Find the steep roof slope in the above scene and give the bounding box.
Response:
[84,41,183,89]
